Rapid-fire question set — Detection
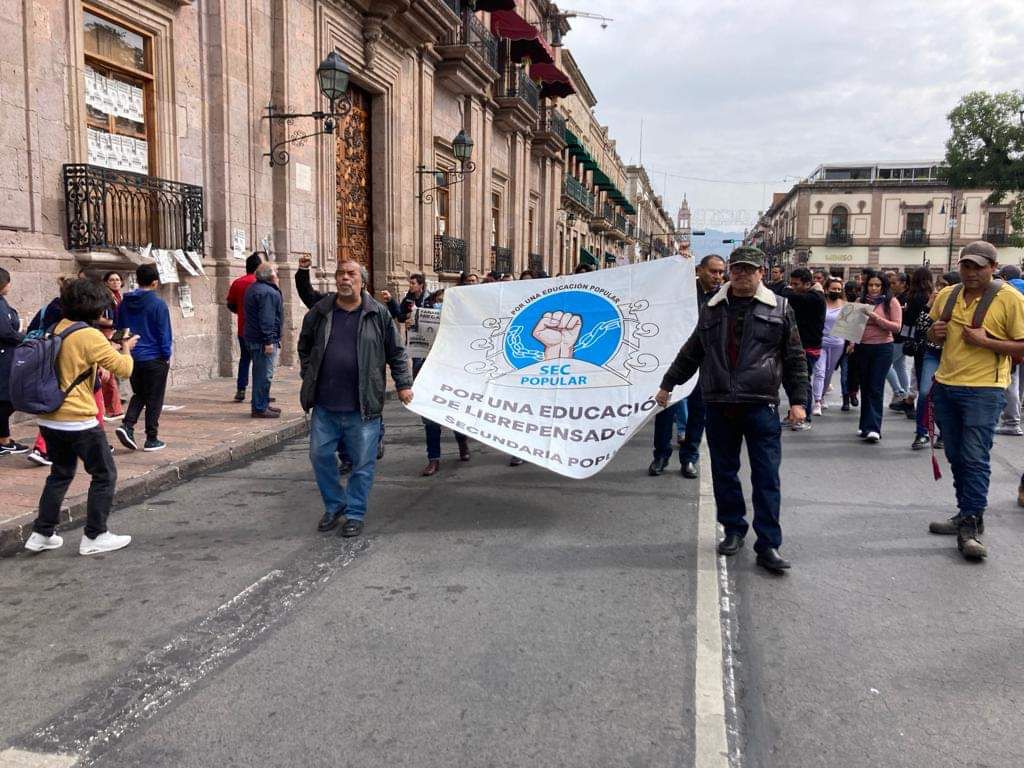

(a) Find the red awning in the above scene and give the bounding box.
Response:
[490,9,554,65]
[473,0,516,9]
[530,62,575,99]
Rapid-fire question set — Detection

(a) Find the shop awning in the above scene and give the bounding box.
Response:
[590,168,616,191]
[564,129,596,167]
[530,62,575,99]
[472,0,516,10]
[579,248,597,266]
[620,200,637,216]
[604,251,617,263]
[491,10,554,65]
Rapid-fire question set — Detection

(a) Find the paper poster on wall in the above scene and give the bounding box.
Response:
[172,249,199,277]
[151,249,179,284]
[184,250,207,277]
[177,284,194,318]
[231,228,246,258]
[130,85,145,124]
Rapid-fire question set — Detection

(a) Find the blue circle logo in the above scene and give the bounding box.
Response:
[504,291,622,369]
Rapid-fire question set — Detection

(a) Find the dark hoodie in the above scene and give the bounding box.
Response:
[116,288,172,362]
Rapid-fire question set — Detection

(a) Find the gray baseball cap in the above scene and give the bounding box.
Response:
[959,240,998,267]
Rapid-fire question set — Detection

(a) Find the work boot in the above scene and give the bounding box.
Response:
[841,394,851,412]
[929,515,984,536]
[957,516,987,560]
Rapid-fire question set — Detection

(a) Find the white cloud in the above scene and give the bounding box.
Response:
[563,0,1024,230]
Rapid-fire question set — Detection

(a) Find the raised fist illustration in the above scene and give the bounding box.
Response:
[533,311,582,360]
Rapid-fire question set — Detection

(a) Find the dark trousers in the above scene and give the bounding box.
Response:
[705,403,783,553]
[125,359,170,439]
[34,425,116,538]
[0,399,13,438]
[424,419,468,460]
[236,335,251,391]
[653,388,706,464]
[857,343,893,435]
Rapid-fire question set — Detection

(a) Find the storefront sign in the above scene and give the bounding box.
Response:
[808,246,870,266]
[406,257,699,478]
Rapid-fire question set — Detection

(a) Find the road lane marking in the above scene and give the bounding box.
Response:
[11,538,369,765]
[0,749,77,768]
[694,445,734,768]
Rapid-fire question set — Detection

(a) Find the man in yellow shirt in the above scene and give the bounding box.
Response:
[926,241,1024,560]
[24,278,137,556]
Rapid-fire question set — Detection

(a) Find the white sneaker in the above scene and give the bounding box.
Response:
[79,531,132,556]
[812,402,823,416]
[865,431,881,443]
[24,532,64,552]
[995,425,1023,436]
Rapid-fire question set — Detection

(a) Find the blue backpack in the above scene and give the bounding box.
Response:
[9,322,93,414]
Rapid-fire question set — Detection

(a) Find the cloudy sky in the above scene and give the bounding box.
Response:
[564,0,1024,233]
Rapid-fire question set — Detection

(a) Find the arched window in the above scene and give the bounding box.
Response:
[828,206,849,243]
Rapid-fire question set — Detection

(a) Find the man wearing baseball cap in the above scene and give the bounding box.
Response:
[926,240,1024,559]
[656,246,808,572]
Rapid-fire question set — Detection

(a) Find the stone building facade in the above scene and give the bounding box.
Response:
[749,161,1024,277]
[625,166,675,261]
[2,0,662,384]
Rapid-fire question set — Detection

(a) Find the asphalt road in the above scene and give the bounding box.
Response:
[728,392,1024,768]
[0,403,700,768]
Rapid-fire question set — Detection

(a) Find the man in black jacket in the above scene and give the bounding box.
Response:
[771,267,825,428]
[297,260,412,538]
[656,247,807,572]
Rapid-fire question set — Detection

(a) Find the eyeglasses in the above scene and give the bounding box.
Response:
[729,264,759,275]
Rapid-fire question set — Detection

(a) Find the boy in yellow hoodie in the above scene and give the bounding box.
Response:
[24,278,137,555]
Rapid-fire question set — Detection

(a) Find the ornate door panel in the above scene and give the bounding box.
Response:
[336,86,373,289]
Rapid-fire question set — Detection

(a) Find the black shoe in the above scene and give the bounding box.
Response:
[377,441,385,460]
[681,461,699,479]
[340,519,364,538]
[143,438,166,452]
[115,425,138,450]
[717,534,744,556]
[338,461,353,476]
[317,508,345,533]
[233,389,245,402]
[509,457,524,467]
[648,457,669,476]
[841,394,851,411]
[850,394,859,407]
[756,548,791,573]
[911,435,930,451]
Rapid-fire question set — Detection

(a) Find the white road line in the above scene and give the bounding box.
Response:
[0,748,77,768]
[693,445,731,768]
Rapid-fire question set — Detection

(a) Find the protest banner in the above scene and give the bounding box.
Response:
[406,257,699,478]
[406,307,441,358]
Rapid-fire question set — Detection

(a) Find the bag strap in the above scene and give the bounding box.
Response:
[56,321,89,339]
[970,279,1005,329]
[55,322,93,395]
[939,285,962,323]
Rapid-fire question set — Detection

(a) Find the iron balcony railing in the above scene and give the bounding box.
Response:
[63,163,204,252]
[900,230,929,246]
[983,231,1008,246]
[825,230,851,246]
[528,253,543,274]
[602,201,614,220]
[505,64,540,111]
[434,234,467,273]
[492,245,513,275]
[562,175,593,211]
[539,105,566,139]
[445,8,500,71]
[613,212,627,233]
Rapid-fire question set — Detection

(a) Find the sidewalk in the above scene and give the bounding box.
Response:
[0,368,309,556]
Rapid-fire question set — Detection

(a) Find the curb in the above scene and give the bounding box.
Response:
[0,416,310,558]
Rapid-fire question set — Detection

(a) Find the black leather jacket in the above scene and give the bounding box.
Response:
[661,283,808,406]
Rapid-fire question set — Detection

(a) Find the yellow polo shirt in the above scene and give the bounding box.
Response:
[930,283,1024,388]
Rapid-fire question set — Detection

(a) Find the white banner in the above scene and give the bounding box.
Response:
[407,256,699,478]
[407,307,441,358]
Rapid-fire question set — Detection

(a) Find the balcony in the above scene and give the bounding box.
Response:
[900,230,930,247]
[532,106,567,161]
[589,202,612,233]
[983,231,1008,246]
[606,211,628,241]
[492,245,513,276]
[494,61,540,134]
[825,230,851,246]
[561,175,593,214]
[436,9,501,96]
[434,234,466,274]
[64,163,204,252]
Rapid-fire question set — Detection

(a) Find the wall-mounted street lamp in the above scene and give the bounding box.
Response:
[262,51,354,167]
[415,129,476,204]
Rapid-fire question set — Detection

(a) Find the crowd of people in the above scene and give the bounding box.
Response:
[2,244,1022,565]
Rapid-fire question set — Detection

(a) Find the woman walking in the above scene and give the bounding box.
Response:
[812,277,847,415]
[0,267,29,455]
[99,271,124,417]
[856,271,902,443]
[908,269,954,450]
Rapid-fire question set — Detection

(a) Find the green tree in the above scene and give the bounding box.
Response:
[942,90,1024,247]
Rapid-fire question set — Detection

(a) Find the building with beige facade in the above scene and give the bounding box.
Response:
[625,166,675,261]
[749,161,1024,277]
[3,0,660,385]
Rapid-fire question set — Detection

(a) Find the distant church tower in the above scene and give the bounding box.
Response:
[676,196,692,255]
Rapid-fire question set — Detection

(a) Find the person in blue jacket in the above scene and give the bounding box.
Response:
[243,262,283,418]
[114,263,172,452]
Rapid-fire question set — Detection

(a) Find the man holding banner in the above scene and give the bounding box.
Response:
[656,247,808,573]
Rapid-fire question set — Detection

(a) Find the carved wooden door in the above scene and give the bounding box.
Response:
[336,86,373,289]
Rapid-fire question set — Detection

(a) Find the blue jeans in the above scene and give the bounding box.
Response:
[932,383,1006,519]
[886,347,910,398]
[705,403,783,553]
[236,335,251,391]
[309,408,381,520]
[857,343,893,435]
[248,342,277,414]
[914,351,941,438]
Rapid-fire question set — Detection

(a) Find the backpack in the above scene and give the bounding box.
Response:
[9,322,93,414]
[940,280,1024,366]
